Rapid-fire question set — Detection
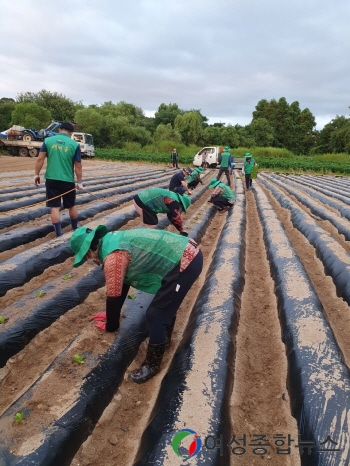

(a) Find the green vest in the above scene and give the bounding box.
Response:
[244,158,255,174]
[187,168,201,184]
[219,151,230,168]
[45,133,80,182]
[138,188,179,214]
[217,182,236,201]
[99,229,189,293]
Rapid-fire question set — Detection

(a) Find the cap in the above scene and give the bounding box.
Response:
[60,122,75,132]
[70,225,108,267]
[224,146,230,151]
[183,167,192,175]
[245,153,252,159]
[209,178,221,189]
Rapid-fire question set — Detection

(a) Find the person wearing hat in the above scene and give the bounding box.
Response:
[242,153,256,191]
[133,187,191,235]
[208,178,235,213]
[69,226,203,384]
[187,167,204,190]
[169,167,192,194]
[34,122,83,237]
[216,146,231,187]
[170,148,179,168]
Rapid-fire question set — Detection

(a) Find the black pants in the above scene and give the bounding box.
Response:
[245,174,252,189]
[211,196,233,210]
[146,251,203,344]
[188,179,200,189]
[172,159,179,168]
[216,168,231,186]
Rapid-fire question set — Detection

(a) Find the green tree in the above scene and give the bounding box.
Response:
[174,112,203,145]
[16,90,76,121]
[154,103,183,128]
[249,118,274,146]
[222,125,240,148]
[74,107,103,144]
[202,125,223,145]
[252,97,316,154]
[11,102,52,129]
[0,98,15,130]
[153,123,182,143]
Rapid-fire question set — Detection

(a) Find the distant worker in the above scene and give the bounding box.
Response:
[201,150,209,168]
[208,178,235,213]
[34,122,83,237]
[170,148,179,168]
[169,167,192,194]
[216,146,231,187]
[133,187,191,236]
[187,167,204,190]
[69,226,203,384]
[242,153,256,191]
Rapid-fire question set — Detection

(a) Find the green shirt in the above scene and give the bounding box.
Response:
[219,150,231,168]
[244,158,255,175]
[138,188,180,213]
[187,168,201,184]
[216,182,236,201]
[99,229,189,294]
[44,133,80,182]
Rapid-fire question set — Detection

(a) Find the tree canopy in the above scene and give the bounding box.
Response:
[1,91,348,154]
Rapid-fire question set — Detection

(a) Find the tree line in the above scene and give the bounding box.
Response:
[0,91,349,155]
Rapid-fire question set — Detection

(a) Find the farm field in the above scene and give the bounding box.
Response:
[0,156,349,466]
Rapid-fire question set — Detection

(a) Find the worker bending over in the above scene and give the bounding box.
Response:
[134,187,191,236]
[70,226,203,384]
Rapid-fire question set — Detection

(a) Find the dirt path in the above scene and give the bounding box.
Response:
[0,160,349,466]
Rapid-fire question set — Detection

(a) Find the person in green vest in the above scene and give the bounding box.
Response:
[133,188,191,235]
[242,153,256,191]
[187,167,204,190]
[208,178,235,213]
[216,146,231,187]
[34,122,83,237]
[170,148,179,168]
[69,226,203,384]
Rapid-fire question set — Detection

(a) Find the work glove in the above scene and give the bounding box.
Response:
[180,231,188,237]
[76,182,83,190]
[95,321,106,331]
[34,175,40,186]
[89,311,106,322]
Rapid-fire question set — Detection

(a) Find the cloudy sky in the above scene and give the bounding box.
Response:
[1,0,349,129]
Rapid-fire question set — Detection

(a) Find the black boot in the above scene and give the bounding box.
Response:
[129,342,166,384]
[165,317,176,348]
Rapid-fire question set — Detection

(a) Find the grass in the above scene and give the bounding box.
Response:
[94,147,350,175]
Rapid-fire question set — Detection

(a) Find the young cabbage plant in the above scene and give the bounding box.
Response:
[73,354,85,364]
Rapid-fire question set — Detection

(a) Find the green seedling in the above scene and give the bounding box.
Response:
[14,412,24,423]
[35,290,46,298]
[63,274,72,280]
[73,354,84,364]
[128,294,137,300]
[0,316,8,324]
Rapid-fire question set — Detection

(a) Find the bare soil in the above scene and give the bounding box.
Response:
[0,156,349,465]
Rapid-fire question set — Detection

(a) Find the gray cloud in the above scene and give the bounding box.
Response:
[1,0,349,129]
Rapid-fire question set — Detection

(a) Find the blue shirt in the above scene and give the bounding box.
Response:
[169,171,185,190]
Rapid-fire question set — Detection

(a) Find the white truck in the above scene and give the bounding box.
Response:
[193,147,243,169]
[0,124,95,158]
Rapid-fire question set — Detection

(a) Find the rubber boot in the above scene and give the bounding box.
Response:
[129,342,166,384]
[165,317,176,348]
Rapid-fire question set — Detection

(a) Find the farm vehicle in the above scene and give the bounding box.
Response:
[0,122,95,157]
[193,146,244,169]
